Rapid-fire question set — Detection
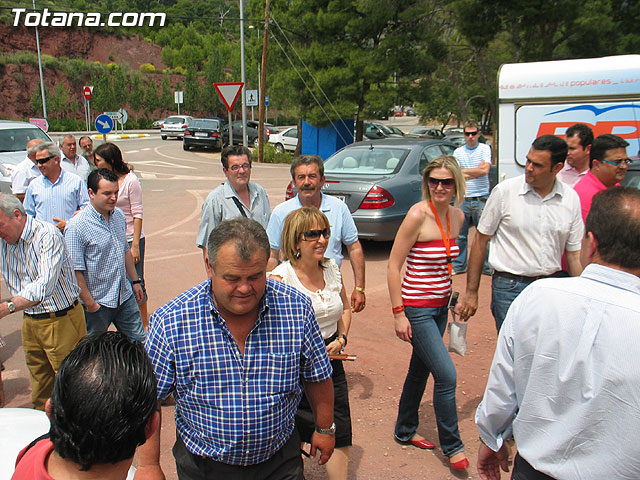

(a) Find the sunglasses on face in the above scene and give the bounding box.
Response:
[428,177,455,188]
[36,155,56,165]
[301,228,330,241]
[228,163,251,172]
[600,158,632,168]
[464,131,479,136]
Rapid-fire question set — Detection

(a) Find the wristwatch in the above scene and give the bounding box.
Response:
[315,422,336,435]
[6,301,16,313]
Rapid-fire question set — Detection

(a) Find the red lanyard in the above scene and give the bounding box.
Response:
[429,201,452,276]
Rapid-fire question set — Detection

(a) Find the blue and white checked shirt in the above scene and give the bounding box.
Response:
[64,205,133,308]
[1,215,80,315]
[146,278,333,466]
[23,169,89,226]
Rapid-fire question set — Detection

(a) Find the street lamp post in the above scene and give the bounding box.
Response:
[248,25,261,122]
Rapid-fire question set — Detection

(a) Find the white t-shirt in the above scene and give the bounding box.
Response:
[270,258,343,339]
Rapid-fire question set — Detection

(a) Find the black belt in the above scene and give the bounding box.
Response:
[493,271,563,283]
[465,195,489,200]
[25,299,79,319]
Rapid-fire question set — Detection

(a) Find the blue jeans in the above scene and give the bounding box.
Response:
[490,275,529,332]
[452,197,492,274]
[84,294,146,343]
[394,306,464,457]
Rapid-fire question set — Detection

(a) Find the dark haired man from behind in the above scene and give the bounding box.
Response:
[12,331,159,479]
[457,135,584,331]
[476,187,640,480]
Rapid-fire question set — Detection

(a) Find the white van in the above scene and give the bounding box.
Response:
[496,55,640,181]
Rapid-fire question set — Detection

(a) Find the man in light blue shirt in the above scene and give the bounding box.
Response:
[196,145,270,251]
[24,142,89,232]
[452,119,492,275]
[64,169,145,342]
[266,155,366,312]
[476,186,640,480]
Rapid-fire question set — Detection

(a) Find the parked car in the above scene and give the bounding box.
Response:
[221,120,274,147]
[0,120,53,194]
[152,117,166,129]
[408,127,444,139]
[268,127,298,153]
[183,118,223,151]
[446,132,490,148]
[161,115,193,140]
[621,157,640,190]
[284,138,458,241]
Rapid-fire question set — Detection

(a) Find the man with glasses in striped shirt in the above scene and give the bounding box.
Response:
[23,142,89,233]
[0,193,86,410]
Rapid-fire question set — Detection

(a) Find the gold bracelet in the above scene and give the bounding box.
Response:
[355,286,365,293]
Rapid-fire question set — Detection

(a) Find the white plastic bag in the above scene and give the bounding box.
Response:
[448,315,468,357]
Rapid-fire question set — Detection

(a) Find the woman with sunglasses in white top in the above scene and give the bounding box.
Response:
[269,207,352,480]
[387,155,469,470]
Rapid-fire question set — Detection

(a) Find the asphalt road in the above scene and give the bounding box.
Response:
[1,135,498,479]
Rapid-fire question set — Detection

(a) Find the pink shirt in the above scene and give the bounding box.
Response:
[557,162,588,188]
[573,170,616,222]
[116,171,144,241]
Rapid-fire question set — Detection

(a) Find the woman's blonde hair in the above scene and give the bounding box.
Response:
[281,207,331,264]
[421,155,466,206]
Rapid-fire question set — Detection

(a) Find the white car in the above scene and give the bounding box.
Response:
[161,115,193,140]
[0,120,53,194]
[267,127,298,153]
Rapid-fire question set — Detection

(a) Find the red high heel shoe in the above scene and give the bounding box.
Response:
[450,456,469,470]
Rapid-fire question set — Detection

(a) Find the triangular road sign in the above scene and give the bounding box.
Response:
[213,82,244,111]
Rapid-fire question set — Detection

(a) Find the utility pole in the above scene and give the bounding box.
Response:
[239,0,248,147]
[33,0,47,120]
[258,0,270,162]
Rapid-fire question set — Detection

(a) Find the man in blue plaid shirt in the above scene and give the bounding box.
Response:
[138,218,335,479]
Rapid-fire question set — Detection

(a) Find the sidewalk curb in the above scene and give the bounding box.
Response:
[90,133,151,140]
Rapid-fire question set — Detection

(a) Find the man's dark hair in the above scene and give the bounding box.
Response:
[49,332,157,470]
[221,145,252,169]
[586,186,640,269]
[565,123,594,148]
[589,134,630,168]
[290,154,324,179]
[531,135,568,168]
[88,168,119,193]
[207,217,270,270]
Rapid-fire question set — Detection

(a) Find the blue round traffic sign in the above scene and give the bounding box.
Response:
[95,114,114,134]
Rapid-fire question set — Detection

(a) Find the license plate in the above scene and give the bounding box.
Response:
[330,195,346,202]
[195,132,208,137]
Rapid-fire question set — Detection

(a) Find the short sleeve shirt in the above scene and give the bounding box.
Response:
[266,194,358,266]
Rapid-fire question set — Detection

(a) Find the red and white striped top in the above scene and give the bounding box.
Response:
[401,239,459,308]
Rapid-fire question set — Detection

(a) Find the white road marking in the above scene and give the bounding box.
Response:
[145,190,205,241]
[126,149,140,154]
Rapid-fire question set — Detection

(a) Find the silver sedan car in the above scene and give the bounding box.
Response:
[286,138,457,241]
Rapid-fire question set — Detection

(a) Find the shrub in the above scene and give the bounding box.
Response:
[140,63,156,73]
[261,143,294,164]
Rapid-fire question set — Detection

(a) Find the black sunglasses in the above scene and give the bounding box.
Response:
[301,228,330,241]
[464,130,479,136]
[36,155,56,165]
[428,177,455,188]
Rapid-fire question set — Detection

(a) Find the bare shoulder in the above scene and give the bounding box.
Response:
[407,201,429,220]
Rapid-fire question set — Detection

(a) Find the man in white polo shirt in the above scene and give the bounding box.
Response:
[451,119,492,275]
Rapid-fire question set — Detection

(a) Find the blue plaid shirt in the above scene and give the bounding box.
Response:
[64,205,133,308]
[146,278,332,466]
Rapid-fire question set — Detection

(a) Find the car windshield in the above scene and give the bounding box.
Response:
[0,127,50,153]
[165,117,184,124]
[191,119,219,129]
[324,147,408,174]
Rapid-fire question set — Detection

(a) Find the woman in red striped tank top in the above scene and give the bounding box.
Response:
[387,155,469,470]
